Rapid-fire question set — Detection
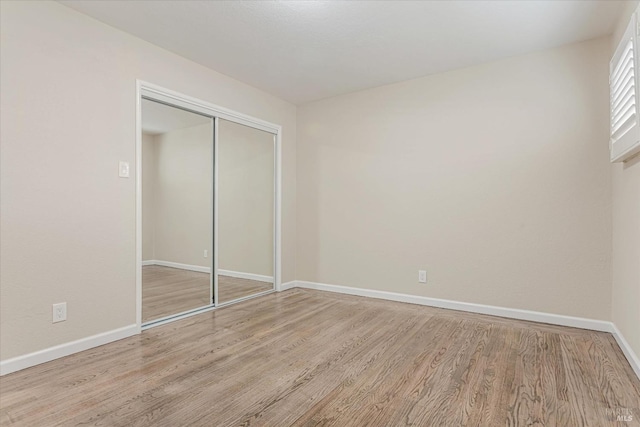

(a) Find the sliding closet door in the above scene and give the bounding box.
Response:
[217,119,275,304]
[141,99,213,323]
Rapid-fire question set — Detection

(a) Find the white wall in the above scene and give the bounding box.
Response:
[610,1,640,362]
[144,123,213,268]
[297,37,612,320]
[219,120,275,277]
[0,1,296,361]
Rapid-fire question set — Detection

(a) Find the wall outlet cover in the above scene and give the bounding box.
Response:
[418,270,427,283]
[52,302,67,323]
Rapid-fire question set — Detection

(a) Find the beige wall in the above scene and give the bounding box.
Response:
[143,123,213,268]
[1,0,633,367]
[297,38,612,320]
[610,1,640,361]
[219,120,275,277]
[0,1,296,361]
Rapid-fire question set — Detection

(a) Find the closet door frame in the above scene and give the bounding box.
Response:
[135,80,282,330]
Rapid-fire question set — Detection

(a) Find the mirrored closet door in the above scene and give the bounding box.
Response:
[141,99,213,323]
[216,119,275,304]
[138,82,280,328]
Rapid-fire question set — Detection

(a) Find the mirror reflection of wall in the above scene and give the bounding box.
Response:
[141,99,213,323]
[218,119,275,304]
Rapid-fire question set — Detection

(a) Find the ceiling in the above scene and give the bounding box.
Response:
[142,99,211,135]
[61,1,626,105]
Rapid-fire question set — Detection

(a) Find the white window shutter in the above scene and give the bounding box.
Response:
[610,12,640,163]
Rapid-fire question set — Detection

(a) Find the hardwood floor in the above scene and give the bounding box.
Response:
[142,266,210,322]
[2,289,639,426]
[218,275,273,304]
[142,266,273,322]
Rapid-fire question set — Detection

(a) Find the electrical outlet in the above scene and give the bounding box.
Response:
[418,270,427,283]
[204,250,208,258]
[52,302,67,323]
[118,161,130,178]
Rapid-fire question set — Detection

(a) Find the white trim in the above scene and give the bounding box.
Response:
[610,323,640,380]
[288,281,612,331]
[140,82,280,135]
[218,269,273,283]
[295,281,612,331]
[135,81,143,331]
[0,324,137,376]
[143,260,210,273]
[611,136,640,163]
[280,281,297,291]
[213,116,218,307]
[274,130,282,292]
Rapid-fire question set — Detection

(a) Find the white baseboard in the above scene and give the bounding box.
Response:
[218,269,273,283]
[143,260,210,273]
[610,323,640,380]
[292,281,612,331]
[286,280,640,380]
[0,324,138,376]
[280,281,297,291]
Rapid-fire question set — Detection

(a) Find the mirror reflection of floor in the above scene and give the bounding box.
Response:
[142,265,273,323]
[218,275,273,303]
[142,266,210,323]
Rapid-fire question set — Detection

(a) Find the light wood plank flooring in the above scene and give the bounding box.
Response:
[2,289,639,426]
[142,266,210,323]
[142,266,273,322]
[218,275,273,304]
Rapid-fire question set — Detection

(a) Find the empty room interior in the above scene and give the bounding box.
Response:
[1,0,639,425]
